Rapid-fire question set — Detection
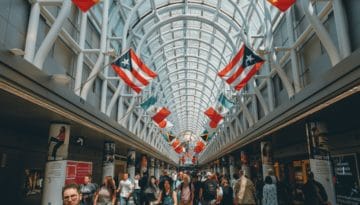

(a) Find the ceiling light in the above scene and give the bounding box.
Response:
[9,48,25,56]
[51,74,71,85]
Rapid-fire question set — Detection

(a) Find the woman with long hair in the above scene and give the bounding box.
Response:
[94,176,116,205]
[145,176,160,205]
[178,174,194,205]
[156,178,177,205]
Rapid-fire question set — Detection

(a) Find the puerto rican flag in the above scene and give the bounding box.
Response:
[218,45,264,91]
[111,49,157,93]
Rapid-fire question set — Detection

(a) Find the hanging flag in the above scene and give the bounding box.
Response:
[72,0,100,12]
[218,93,235,113]
[218,45,264,91]
[192,156,197,164]
[267,0,296,12]
[200,130,210,142]
[175,146,184,154]
[140,96,157,111]
[205,107,223,128]
[151,107,171,124]
[171,139,180,149]
[111,49,157,93]
[141,97,171,126]
[156,119,172,129]
[200,130,214,143]
[167,132,176,143]
[161,133,169,142]
[194,141,206,154]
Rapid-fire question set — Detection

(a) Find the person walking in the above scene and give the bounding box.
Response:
[262,176,278,205]
[117,173,133,205]
[157,178,177,205]
[220,178,233,205]
[94,176,116,205]
[80,174,98,205]
[302,172,328,205]
[178,174,194,205]
[234,170,256,205]
[199,172,217,205]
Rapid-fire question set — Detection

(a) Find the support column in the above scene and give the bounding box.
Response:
[216,160,221,174]
[149,157,155,177]
[154,159,160,180]
[102,141,115,178]
[221,156,228,176]
[42,123,70,205]
[306,122,336,205]
[240,151,251,178]
[229,155,235,180]
[127,149,136,179]
[166,163,170,174]
[261,142,273,180]
[332,0,351,58]
[160,161,165,173]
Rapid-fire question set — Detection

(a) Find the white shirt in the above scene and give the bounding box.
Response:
[134,179,141,190]
[119,179,133,198]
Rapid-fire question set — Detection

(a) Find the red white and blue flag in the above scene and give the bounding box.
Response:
[72,0,100,12]
[111,49,157,93]
[267,0,296,12]
[218,45,264,91]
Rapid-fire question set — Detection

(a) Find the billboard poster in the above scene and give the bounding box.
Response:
[306,122,336,205]
[261,141,274,179]
[65,161,92,185]
[103,141,115,177]
[333,154,360,205]
[48,124,70,161]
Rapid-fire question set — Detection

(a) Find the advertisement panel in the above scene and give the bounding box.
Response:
[333,154,360,205]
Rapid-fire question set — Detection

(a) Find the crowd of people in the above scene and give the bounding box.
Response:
[62,170,328,205]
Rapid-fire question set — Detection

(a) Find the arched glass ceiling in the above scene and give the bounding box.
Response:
[115,0,277,142]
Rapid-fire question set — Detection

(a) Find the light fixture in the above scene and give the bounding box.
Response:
[104,49,117,57]
[9,48,25,56]
[51,74,71,85]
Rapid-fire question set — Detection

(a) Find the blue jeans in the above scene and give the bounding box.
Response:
[133,189,141,205]
[120,196,130,205]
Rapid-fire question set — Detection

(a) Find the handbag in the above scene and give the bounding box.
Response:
[144,187,157,201]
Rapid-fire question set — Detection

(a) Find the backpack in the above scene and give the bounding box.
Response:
[204,180,217,200]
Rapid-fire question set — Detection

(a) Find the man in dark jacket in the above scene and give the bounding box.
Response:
[303,172,328,205]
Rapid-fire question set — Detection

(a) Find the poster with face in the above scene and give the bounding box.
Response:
[140,154,148,175]
[261,142,273,165]
[48,124,70,161]
[127,150,136,166]
[103,141,115,165]
[240,151,249,165]
[308,122,330,160]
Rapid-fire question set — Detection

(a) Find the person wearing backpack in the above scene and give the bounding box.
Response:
[200,172,218,205]
[234,170,256,205]
[178,174,194,205]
